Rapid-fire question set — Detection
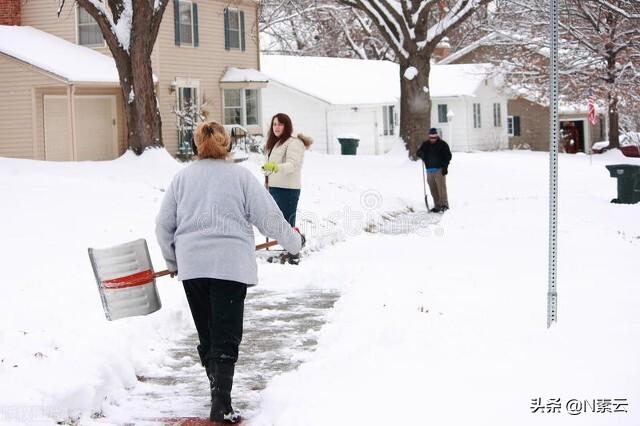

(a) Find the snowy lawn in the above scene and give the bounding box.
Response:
[0,147,638,425]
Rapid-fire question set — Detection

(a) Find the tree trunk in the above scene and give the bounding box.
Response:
[74,0,167,156]
[608,93,620,149]
[125,40,162,154]
[399,58,431,157]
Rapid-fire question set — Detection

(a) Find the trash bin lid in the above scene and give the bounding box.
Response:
[606,164,640,176]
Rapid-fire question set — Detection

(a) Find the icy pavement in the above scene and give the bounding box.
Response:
[104,288,339,425]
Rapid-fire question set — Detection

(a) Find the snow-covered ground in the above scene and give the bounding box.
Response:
[0,146,639,425]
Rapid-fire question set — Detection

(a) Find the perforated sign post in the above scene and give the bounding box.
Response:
[547,0,560,328]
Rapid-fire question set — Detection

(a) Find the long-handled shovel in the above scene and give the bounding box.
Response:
[421,164,430,210]
[88,239,279,321]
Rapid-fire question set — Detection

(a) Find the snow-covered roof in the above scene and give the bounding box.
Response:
[260,55,493,105]
[430,63,493,97]
[0,25,120,84]
[220,67,269,83]
[261,55,399,105]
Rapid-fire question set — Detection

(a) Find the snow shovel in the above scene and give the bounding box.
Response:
[88,238,279,321]
[421,165,430,210]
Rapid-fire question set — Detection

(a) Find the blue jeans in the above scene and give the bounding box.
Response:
[269,187,301,227]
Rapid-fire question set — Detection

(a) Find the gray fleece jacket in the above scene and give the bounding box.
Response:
[155,159,302,285]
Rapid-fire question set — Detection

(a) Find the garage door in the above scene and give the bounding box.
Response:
[330,109,378,155]
[75,96,117,161]
[44,96,72,161]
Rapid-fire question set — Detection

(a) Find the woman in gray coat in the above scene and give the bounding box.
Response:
[156,121,303,423]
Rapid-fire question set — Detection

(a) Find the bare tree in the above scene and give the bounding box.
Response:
[335,0,493,154]
[259,0,394,60]
[561,0,640,147]
[490,0,640,148]
[58,0,169,154]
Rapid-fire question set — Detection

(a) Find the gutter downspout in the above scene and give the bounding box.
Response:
[68,84,78,160]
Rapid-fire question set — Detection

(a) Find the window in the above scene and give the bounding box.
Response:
[77,8,104,46]
[224,89,260,126]
[179,1,193,45]
[224,8,245,50]
[437,104,448,123]
[383,105,395,136]
[493,103,502,127]
[507,116,521,136]
[473,103,482,129]
[174,0,199,47]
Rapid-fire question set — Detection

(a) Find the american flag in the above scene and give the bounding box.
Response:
[587,94,598,125]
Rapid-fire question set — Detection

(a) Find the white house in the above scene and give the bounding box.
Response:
[428,64,509,151]
[260,55,509,154]
[260,54,400,155]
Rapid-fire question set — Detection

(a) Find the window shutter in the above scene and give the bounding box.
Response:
[193,3,199,47]
[224,8,230,50]
[514,116,521,136]
[240,11,246,51]
[173,0,180,46]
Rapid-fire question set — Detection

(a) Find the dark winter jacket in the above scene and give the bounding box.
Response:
[416,138,452,169]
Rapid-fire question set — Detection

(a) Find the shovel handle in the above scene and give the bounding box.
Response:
[154,240,280,278]
[256,240,279,251]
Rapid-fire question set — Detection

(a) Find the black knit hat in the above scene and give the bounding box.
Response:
[428,128,438,135]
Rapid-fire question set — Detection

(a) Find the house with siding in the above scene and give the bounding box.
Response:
[0,0,264,161]
[260,55,509,154]
[438,32,607,152]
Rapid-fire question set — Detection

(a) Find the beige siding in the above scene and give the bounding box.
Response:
[155,0,260,154]
[0,54,62,159]
[22,0,76,43]
[21,0,111,55]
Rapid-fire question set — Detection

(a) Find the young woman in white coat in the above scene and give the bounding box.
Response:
[261,113,312,263]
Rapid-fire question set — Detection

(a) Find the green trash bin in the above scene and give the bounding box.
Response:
[605,164,640,204]
[337,137,359,155]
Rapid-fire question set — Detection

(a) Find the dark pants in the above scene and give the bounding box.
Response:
[269,187,301,226]
[183,278,247,367]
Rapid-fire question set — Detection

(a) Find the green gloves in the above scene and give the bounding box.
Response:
[262,161,279,175]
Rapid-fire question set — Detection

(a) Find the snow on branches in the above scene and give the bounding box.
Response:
[337,0,492,59]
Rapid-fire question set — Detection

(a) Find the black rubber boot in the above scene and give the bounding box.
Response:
[208,362,242,423]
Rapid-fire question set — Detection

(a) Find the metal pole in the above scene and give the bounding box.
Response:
[547,0,560,328]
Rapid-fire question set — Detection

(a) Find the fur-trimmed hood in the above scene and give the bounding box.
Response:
[296,133,314,149]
